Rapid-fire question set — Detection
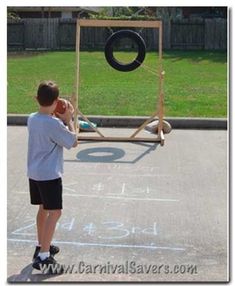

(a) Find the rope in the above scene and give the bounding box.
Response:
[107,26,114,34]
[136,60,159,76]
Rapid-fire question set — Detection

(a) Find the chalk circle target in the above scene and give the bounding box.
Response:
[104,30,146,72]
[76,147,125,162]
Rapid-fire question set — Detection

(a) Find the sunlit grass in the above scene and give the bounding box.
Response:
[7,50,227,117]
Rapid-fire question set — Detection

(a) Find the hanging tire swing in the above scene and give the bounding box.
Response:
[104,30,146,72]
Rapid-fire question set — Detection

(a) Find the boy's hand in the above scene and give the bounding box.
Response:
[66,101,74,113]
[56,101,74,125]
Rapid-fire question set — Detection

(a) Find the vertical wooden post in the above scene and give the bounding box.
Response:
[157,21,164,140]
[72,19,80,133]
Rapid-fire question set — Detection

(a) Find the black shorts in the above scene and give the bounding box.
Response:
[29,178,63,210]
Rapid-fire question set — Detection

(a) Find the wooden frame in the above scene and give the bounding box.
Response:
[72,19,165,145]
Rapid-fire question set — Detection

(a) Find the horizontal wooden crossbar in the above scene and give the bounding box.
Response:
[77,135,164,144]
[76,131,165,145]
[78,19,161,28]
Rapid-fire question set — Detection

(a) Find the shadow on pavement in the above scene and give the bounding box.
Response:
[64,143,159,164]
[7,263,63,282]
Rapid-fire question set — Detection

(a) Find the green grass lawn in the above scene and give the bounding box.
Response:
[7,50,227,117]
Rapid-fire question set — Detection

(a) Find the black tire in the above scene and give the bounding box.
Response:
[104,30,146,72]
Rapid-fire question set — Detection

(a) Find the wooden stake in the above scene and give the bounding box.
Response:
[130,112,158,138]
[157,21,164,138]
[159,130,165,146]
[72,19,80,134]
[78,110,105,138]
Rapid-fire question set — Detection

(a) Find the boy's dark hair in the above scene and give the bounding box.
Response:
[37,81,59,106]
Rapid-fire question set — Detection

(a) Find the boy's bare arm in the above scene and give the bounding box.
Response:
[67,120,78,147]
[56,102,78,147]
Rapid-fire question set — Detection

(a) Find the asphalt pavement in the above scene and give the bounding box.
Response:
[7,126,228,282]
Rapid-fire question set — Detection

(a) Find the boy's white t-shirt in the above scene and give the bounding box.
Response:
[27,112,77,181]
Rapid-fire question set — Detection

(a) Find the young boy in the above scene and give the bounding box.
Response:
[27,80,78,272]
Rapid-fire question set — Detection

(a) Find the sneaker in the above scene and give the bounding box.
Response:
[32,245,60,261]
[32,256,64,274]
[49,245,60,256]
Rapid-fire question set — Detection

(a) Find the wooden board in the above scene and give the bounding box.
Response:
[78,19,161,28]
[77,136,162,143]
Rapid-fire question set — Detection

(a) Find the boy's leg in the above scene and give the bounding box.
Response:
[36,204,49,246]
[33,178,62,264]
[40,209,62,253]
[33,210,64,274]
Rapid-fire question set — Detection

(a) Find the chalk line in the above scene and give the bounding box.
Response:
[65,172,170,178]
[60,193,179,202]
[8,238,185,251]
[17,192,179,202]
[17,191,179,202]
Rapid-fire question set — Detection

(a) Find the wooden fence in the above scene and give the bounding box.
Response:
[7,18,227,51]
